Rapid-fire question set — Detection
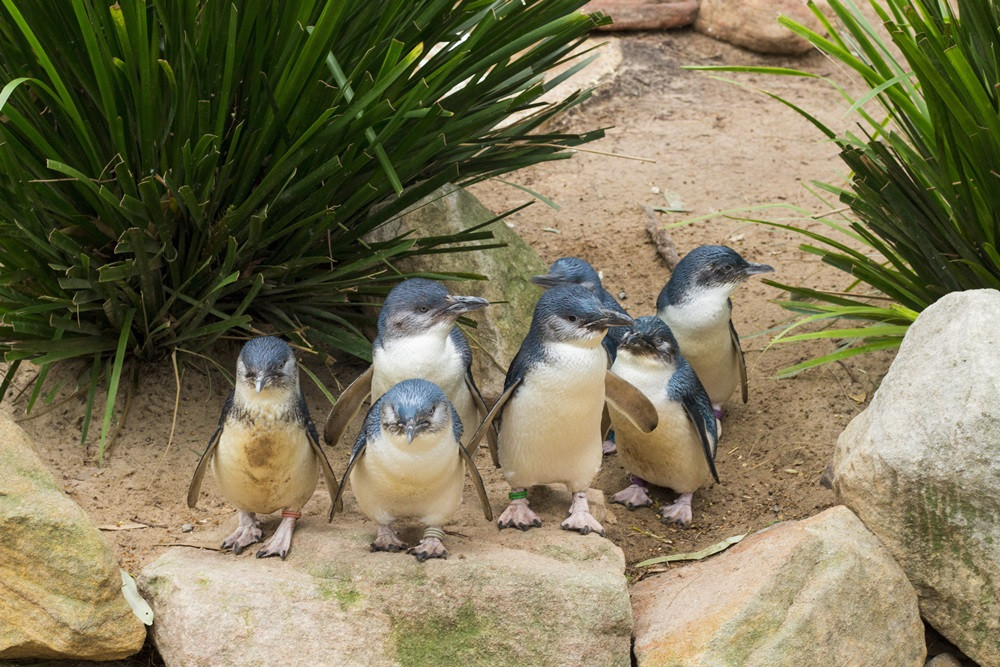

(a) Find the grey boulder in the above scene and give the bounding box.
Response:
[832,289,1000,666]
[0,412,146,660]
[631,506,925,666]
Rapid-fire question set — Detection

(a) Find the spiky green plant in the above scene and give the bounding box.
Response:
[688,0,1000,374]
[0,0,608,455]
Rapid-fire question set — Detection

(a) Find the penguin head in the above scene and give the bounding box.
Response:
[618,316,680,366]
[534,284,633,343]
[378,278,489,340]
[379,379,460,446]
[237,336,298,395]
[531,257,602,293]
[661,245,773,306]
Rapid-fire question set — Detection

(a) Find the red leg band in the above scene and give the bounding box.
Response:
[281,510,301,519]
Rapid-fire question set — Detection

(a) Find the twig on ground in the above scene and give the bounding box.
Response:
[644,205,679,269]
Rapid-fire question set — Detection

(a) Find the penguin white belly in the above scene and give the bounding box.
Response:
[373,335,479,443]
[350,435,465,526]
[609,356,713,492]
[660,305,739,406]
[212,419,318,514]
[499,342,606,492]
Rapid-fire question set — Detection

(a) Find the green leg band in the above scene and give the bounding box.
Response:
[508,489,528,501]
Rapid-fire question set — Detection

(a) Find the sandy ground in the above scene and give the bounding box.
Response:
[6,28,921,663]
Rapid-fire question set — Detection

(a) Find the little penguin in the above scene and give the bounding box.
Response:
[656,245,773,417]
[532,257,630,455]
[187,336,340,559]
[490,284,658,536]
[607,316,719,526]
[331,379,492,561]
[323,279,494,456]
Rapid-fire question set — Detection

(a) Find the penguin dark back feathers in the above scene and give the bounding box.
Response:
[533,257,601,291]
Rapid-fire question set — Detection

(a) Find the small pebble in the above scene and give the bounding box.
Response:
[181,523,193,533]
[618,291,627,300]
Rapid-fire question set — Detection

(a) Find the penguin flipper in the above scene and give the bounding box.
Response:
[467,378,521,464]
[186,390,233,509]
[605,371,658,433]
[305,415,342,520]
[730,319,748,404]
[458,441,493,521]
[329,442,365,521]
[323,365,373,445]
[600,404,612,441]
[464,373,499,460]
[682,398,720,484]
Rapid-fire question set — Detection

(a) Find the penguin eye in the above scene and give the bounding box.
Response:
[418,305,430,313]
[566,315,579,323]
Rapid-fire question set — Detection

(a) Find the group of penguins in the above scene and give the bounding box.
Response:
[187,245,773,561]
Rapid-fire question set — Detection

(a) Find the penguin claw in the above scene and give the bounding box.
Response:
[371,525,407,552]
[659,492,694,526]
[497,500,542,532]
[221,522,263,555]
[408,536,448,561]
[560,511,605,537]
[611,484,653,511]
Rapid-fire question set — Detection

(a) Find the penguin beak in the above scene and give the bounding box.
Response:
[587,309,634,331]
[530,273,563,288]
[405,421,418,444]
[255,376,266,394]
[443,295,490,315]
[742,262,774,276]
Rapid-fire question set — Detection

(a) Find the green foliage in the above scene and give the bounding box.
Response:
[689,0,1000,374]
[0,0,607,455]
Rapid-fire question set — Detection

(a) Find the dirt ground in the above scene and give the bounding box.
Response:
[8,28,905,656]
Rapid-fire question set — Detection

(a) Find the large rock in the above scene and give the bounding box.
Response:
[585,1,698,31]
[139,486,630,665]
[631,506,925,666]
[696,0,822,55]
[0,412,146,660]
[368,185,547,397]
[831,289,1000,666]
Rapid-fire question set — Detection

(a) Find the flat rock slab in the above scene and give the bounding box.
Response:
[586,1,698,31]
[696,0,821,54]
[0,413,146,660]
[631,506,925,666]
[140,486,631,666]
[832,289,1000,666]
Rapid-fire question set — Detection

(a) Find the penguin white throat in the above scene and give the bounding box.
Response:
[616,347,677,375]
[660,284,735,335]
[375,325,462,381]
[233,381,300,423]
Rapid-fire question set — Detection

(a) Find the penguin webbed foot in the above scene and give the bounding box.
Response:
[408,535,448,562]
[601,438,617,456]
[371,524,408,552]
[221,511,263,555]
[561,491,606,537]
[611,483,653,511]
[560,511,606,537]
[496,498,542,531]
[256,515,296,559]
[659,492,694,527]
